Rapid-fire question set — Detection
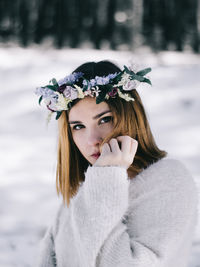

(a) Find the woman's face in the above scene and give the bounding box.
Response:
[68,97,114,165]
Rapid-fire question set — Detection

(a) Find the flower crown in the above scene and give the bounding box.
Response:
[35,65,152,121]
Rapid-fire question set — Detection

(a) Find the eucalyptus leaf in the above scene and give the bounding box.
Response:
[96,96,104,104]
[143,77,152,85]
[130,74,145,82]
[136,68,152,76]
[113,71,124,84]
[39,96,43,105]
[51,78,59,88]
[96,86,107,103]
[46,85,57,91]
[56,111,62,120]
[123,65,130,73]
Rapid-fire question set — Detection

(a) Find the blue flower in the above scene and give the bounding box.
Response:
[68,72,83,83]
[94,73,118,85]
[58,72,83,86]
[83,80,89,86]
[90,79,96,87]
[107,72,118,80]
[35,87,58,103]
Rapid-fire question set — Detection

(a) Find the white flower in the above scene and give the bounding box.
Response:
[84,89,93,97]
[92,86,101,97]
[105,94,109,100]
[128,62,140,73]
[44,98,51,106]
[74,85,85,99]
[48,92,71,111]
[115,72,140,91]
[115,73,130,87]
[123,79,140,91]
[117,89,135,102]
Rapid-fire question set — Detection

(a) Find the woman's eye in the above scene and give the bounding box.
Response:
[73,124,84,131]
[72,116,113,131]
[99,116,113,124]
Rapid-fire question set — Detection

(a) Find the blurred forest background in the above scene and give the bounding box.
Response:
[0,0,200,52]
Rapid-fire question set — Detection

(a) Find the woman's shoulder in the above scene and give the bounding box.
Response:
[140,157,190,177]
[129,157,198,198]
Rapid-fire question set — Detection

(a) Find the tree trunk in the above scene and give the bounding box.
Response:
[19,0,29,46]
[194,0,200,52]
[132,0,143,49]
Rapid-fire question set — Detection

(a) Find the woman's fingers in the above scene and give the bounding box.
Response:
[109,138,121,153]
[116,136,132,154]
[101,143,111,155]
[95,136,138,168]
[130,139,138,156]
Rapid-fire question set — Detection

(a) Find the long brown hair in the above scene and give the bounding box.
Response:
[56,61,167,206]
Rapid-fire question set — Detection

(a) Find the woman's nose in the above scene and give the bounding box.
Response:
[87,131,103,146]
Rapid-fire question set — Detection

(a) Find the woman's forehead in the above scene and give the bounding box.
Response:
[68,97,111,120]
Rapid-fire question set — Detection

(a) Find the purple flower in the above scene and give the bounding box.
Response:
[108,87,118,97]
[57,84,66,93]
[63,86,78,100]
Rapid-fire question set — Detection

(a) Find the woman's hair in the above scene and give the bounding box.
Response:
[56,60,167,206]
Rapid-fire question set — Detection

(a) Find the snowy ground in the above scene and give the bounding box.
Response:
[0,45,200,267]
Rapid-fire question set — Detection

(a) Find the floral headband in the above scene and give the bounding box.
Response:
[35,65,152,121]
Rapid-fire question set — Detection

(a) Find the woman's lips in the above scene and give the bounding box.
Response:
[91,153,100,159]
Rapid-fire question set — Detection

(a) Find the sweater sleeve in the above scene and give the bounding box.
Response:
[70,166,130,267]
[96,159,199,267]
[37,204,64,267]
[37,225,57,267]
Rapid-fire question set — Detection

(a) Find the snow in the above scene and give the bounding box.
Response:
[0,45,200,267]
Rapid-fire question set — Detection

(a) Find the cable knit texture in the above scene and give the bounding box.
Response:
[37,158,198,267]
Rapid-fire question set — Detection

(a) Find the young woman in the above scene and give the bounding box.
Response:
[35,60,198,267]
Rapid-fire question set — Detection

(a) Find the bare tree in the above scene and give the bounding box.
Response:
[132,0,143,49]
[196,0,200,51]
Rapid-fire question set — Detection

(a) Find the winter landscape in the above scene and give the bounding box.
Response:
[0,45,200,267]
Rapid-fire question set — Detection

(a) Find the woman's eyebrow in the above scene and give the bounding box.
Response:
[69,110,111,124]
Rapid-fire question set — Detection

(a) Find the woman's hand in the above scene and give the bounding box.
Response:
[93,136,138,169]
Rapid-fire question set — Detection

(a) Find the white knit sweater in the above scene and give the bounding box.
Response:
[37,158,198,267]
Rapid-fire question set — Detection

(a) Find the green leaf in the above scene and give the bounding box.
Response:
[51,78,59,88]
[46,85,57,91]
[123,65,130,73]
[143,77,152,85]
[96,96,103,104]
[38,95,43,105]
[56,111,62,120]
[136,68,152,76]
[130,74,145,82]
[112,69,125,83]
[105,84,112,92]
[96,85,108,104]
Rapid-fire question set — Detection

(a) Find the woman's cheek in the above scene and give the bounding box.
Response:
[72,133,83,152]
